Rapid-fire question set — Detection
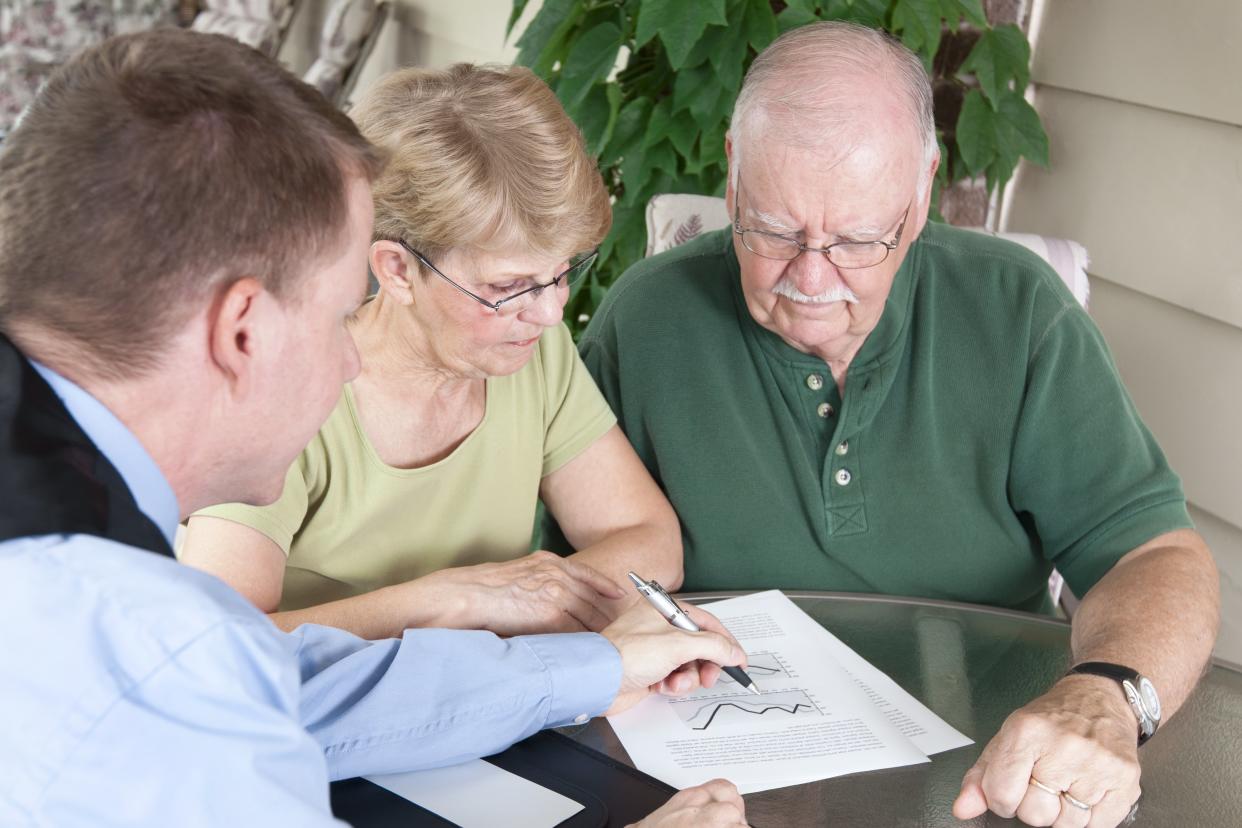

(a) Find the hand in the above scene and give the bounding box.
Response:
[421,551,625,635]
[627,779,748,828]
[601,602,746,716]
[952,674,1142,827]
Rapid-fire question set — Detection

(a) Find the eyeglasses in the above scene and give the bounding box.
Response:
[398,240,597,316]
[732,185,909,270]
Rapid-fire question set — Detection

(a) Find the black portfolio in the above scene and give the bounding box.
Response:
[329,730,676,827]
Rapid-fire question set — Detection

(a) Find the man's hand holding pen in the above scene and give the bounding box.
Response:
[600,601,749,717]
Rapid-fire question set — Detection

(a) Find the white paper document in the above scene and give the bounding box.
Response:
[365,758,584,828]
[608,590,971,794]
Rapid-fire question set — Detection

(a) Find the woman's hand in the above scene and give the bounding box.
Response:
[627,780,748,828]
[419,551,625,635]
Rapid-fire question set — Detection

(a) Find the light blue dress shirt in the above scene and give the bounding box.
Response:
[0,365,622,826]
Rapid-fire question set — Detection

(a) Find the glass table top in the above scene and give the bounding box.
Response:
[562,592,1242,827]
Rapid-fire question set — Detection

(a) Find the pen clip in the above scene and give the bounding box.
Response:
[646,579,673,602]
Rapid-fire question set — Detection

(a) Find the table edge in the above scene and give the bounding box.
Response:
[677,590,1242,674]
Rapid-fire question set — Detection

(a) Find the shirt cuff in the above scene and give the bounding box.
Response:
[520,632,622,727]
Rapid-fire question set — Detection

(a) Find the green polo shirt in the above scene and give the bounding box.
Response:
[548,224,1191,613]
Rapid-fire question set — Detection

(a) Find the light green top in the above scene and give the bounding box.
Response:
[196,322,615,611]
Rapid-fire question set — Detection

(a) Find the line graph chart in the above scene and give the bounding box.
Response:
[717,651,790,684]
[685,651,795,699]
[670,689,823,732]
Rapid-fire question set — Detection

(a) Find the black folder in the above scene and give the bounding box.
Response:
[329,730,677,828]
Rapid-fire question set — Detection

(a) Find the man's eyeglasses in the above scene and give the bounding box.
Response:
[732,185,909,270]
[398,240,598,316]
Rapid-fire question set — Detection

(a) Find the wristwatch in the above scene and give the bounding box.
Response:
[1068,661,1162,745]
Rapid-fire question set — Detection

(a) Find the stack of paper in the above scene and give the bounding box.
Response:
[608,590,972,794]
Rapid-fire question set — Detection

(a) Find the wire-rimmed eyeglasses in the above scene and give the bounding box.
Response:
[732,186,909,269]
[398,240,597,316]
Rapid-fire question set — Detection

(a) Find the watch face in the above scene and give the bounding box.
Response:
[1138,677,1162,721]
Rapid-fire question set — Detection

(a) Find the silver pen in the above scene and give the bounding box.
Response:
[628,571,761,695]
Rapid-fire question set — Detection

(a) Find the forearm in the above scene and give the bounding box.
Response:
[1069,529,1219,719]
[568,520,684,616]
[270,576,464,640]
[292,625,621,780]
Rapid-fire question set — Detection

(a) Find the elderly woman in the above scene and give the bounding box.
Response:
[180,64,681,640]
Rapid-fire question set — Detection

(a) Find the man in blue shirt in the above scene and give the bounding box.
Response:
[0,31,748,828]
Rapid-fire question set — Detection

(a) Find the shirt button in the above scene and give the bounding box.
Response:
[806,373,824,391]
[835,441,849,456]
[835,468,852,486]
[817,402,834,419]
[573,713,589,725]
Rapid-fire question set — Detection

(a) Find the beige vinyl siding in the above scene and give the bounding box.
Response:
[1008,0,1242,660]
[1032,0,1242,126]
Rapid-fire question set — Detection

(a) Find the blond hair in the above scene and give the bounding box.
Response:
[351,64,611,263]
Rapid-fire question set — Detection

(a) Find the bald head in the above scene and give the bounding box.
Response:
[730,21,937,199]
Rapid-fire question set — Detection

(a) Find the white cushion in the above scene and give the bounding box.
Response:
[191,9,279,55]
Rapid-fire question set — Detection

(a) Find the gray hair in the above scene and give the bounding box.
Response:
[730,21,938,200]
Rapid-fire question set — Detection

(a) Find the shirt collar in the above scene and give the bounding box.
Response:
[29,362,180,548]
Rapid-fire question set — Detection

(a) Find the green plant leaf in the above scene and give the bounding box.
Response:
[515,0,579,76]
[635,0,728,70]
[683,23,728,70]
[994,91,1049,167]
[672,62,721,115]
[961,24,1031,108]
[506,0,530,41]
[943,0,983,28]
[699,123,727,169]
[590,279,608,308]
[777,7,820,33]
[667,109,701,159]
[574,84,622,157]
[708,2,751,90]
[956,88,1048,190]
[643,97,675,149]
[742,0,779,53]
[955,89,997,176]
[601,97,654,169]
[783,0,819,13]
[823,0,888,28]
[556,22,623,109]
[890,0,942,66]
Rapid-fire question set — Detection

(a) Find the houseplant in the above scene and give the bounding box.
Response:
[509,0,1049,334]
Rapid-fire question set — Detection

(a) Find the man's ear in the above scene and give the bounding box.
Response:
[724,132,736,216]
[913,151,942,237]
[370,240,416,306]
[206,277,268,400]
[923,153,941,211]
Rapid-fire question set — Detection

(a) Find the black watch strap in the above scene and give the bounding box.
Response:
[1069,661,1140,683]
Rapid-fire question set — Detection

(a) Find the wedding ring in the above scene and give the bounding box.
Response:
[1062,791,1091,811]
[1028,777,1061,797]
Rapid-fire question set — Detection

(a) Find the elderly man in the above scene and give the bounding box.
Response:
[555,20,1219,828]
[0,31,748,827]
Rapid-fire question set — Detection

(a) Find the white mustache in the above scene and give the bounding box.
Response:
[771,278,860,305]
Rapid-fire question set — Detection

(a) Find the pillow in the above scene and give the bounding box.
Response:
[190,10,279,55]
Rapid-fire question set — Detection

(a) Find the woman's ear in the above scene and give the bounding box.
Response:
[370,240,416,306]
